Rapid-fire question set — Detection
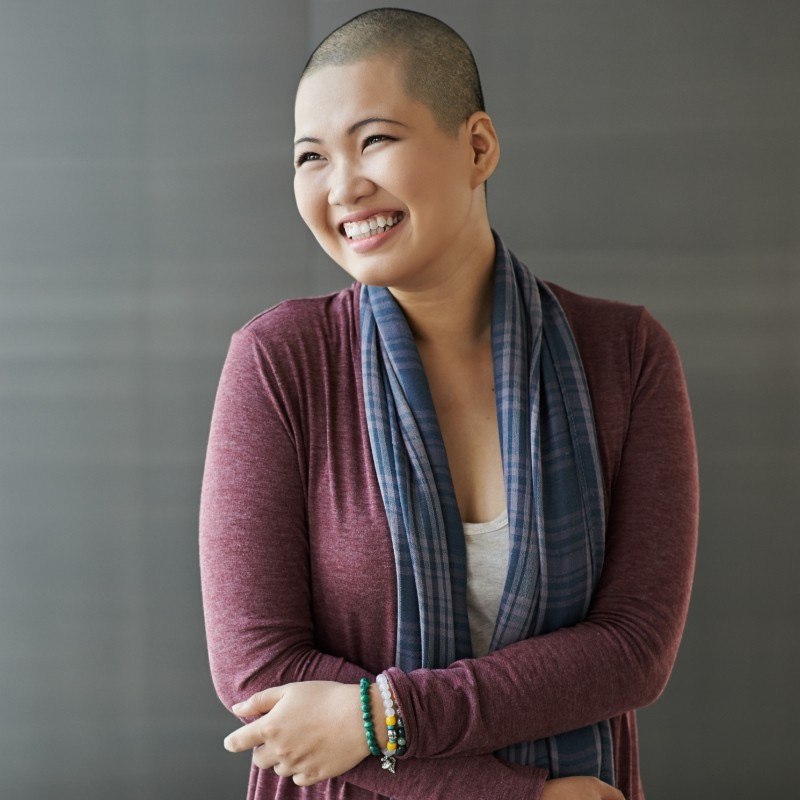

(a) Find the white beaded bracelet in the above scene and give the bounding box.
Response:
[376,672,406,769]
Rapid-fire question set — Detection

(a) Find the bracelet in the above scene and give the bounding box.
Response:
[377,672,407,763]
[359,677,382,758]
[360,675,407,774]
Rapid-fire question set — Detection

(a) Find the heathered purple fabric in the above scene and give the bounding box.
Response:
[199,279,699,800]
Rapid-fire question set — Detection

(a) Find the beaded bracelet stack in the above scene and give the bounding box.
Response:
[377,672,407,763]
[359,674,406,773]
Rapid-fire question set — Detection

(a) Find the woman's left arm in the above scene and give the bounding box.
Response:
[384,306,700,760]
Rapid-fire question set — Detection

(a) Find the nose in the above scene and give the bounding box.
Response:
[327,159,374,207]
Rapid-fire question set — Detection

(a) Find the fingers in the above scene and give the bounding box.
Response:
[259,760,320,786]
[231,684,285,716]
[223,683,324,787]
[225,684,291,750]
[275,768,319,787]
[223,718,268,753]
[292,771,320,787]
[226,727,317,783]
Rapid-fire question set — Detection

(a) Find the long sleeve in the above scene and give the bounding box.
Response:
[199,327,548,800]
[385,307,700,760]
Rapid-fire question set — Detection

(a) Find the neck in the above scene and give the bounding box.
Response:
[387,224,496,353]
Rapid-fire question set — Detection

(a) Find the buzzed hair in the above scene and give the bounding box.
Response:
[299,8,486,138]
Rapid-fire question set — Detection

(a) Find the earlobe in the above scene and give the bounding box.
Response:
[467,112,500,188]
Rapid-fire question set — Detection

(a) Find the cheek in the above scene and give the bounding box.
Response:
[398,149,467,212]
[367,145,435,204]
[293,174,323,229]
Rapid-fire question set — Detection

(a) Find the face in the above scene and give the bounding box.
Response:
[293,56,492,291]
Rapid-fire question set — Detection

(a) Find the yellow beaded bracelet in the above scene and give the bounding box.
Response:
[376,672,407,769]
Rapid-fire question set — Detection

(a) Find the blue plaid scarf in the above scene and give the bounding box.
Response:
[359,230,615,782]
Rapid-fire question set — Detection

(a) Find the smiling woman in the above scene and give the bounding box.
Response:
[199,8,698,800]
[292,54,498,293]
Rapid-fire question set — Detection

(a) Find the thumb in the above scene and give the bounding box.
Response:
[231,685,285,715]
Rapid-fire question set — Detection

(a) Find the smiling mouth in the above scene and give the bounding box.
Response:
[341,212,405,240]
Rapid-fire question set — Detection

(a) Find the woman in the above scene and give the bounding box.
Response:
[199,8,698,800]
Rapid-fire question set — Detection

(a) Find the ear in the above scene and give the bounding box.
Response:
[466,111,500,189]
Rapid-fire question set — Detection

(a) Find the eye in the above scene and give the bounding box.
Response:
[363,134,394,149]
[294,151,322,168]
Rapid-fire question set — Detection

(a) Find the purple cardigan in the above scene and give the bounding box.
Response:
[199,280,699,800]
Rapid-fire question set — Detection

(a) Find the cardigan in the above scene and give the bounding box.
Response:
[199,278,699,800]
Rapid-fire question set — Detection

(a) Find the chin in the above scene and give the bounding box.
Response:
[319,247,385,287]
[321,235,421,289]
[335,261,394,288]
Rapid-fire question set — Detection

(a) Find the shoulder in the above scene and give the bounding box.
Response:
[543,279,678,374]
[544,280,644,342]
[238,283,359,346]
[221,284,360,414]
[541,281,690,500]
[542,279,686,446]
[228,283,360,375]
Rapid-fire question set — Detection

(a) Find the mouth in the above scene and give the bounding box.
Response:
[340,211,405,241]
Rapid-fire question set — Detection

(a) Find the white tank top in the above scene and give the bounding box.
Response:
[462,509,510,657]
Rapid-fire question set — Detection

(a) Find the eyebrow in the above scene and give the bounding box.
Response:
[294,117,409,146]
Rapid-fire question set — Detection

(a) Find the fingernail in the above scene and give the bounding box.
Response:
[223,736,234,751]
[232,702,243,712]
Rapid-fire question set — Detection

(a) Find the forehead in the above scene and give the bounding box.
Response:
[294,56,428,136]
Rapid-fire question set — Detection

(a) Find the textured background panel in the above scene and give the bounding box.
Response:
[0,2,797,797]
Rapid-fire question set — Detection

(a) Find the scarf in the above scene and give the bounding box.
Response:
[358,229,615,782]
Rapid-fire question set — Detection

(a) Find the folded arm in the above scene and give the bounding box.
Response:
[199,328,548,800]
[386,307,700,760]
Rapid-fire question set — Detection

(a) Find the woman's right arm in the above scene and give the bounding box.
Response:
[199,327,548,800]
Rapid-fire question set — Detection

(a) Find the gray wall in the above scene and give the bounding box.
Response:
[1,1,797,797]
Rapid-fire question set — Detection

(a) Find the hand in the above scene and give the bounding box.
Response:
[222,681,369,786]
[541,777,626,800]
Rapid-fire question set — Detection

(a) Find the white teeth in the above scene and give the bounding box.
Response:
[343,212,403,239]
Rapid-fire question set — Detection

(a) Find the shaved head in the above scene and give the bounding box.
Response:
[299,8,485,139]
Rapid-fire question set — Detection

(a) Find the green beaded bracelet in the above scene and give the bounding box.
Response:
[359,678,382,757]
